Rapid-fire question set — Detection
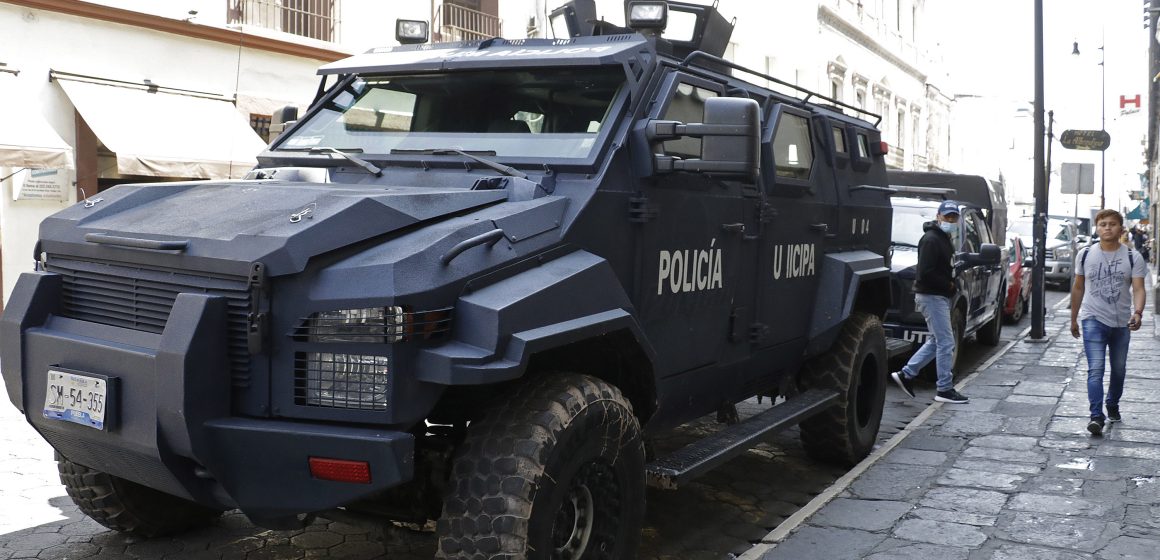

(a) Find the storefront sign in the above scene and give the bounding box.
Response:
[14,168,70,201]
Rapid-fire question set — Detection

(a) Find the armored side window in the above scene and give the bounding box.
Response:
[856,132,871,159]
[662,83,719,158]
[772,113,813,180]
[831,126,847,153]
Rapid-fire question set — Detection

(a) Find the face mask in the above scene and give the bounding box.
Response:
[939,222,956,235]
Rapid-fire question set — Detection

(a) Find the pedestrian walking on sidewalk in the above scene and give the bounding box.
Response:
[891,200,969,404]
[1071,209,1147,436]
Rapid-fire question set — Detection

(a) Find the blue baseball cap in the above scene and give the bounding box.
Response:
[938,200,960,217]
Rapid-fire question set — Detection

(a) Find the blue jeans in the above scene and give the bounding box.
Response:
[902,294,955,392]
[1081,318,1129,420]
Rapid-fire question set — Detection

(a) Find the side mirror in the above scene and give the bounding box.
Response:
[975,243,1002,266]
[268,105,300,143]
[647,97,761,182]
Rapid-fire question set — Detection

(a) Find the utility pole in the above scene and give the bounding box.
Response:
[1099,37,1106,210]
[1031,0,1047,340]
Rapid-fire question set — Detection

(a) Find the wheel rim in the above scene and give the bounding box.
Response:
[553,467,598,558]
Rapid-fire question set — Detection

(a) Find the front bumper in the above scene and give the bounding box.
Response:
[883,322,931,345]
[1044,260,1072,282]
[1,272,414,527]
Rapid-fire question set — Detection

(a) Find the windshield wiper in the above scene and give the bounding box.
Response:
[392,148,527,180]
[281,146,382,176]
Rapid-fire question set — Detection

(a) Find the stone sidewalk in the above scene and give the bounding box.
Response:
[749,298,1160,559]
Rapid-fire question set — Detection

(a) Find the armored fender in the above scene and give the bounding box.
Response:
[806,250,891,355]
[416,250,657,389]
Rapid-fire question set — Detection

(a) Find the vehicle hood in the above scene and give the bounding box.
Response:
[890,246,918,277]
[39,180,510,276]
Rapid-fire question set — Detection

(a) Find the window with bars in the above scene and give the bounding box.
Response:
[227,0,340,42]
[250,113,272,142]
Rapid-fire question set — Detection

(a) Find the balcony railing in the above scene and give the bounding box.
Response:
[227,0,340,42]
[435,2,501,42]
[886,145,905,169]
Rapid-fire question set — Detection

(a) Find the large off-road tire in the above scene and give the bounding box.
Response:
[920,306,965,381]
[798,312,888,466]
[435,374,646,560]
[56,452,223,537]
[977,286,1004,346]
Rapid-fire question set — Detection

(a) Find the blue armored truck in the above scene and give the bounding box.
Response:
[0,2,996,557]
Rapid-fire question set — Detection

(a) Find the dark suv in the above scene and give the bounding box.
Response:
[885,196,1007,370]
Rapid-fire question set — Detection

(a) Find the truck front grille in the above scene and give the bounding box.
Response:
[46,257,253,384]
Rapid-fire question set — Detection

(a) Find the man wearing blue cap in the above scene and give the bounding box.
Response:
[891,200,970,404]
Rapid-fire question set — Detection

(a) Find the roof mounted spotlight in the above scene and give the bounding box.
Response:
[395,19,429,45]
[549,0,598,38]
[628,1,668,31]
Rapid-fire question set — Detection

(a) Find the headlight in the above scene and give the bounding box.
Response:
[1054,247,1072,261]
[299,352,389,410]
[307,307,406,343]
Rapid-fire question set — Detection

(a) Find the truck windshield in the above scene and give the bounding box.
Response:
[275,66,626,160]
[891,204,936,247]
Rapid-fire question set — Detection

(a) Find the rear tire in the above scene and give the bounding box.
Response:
[56,453,222,537]
[798,312,888,466]
[435,374,645,560]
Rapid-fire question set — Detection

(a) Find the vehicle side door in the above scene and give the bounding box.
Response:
[974,209,1004,318]
[632,72,750,379]
[959,209,987,330]
[753,104,830,357]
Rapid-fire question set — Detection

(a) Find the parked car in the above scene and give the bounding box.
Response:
[885,197,1007,373]
[1004,235,1032,322]
[1009,217,1078,289]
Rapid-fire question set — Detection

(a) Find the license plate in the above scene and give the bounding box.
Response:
[43,369,109,430]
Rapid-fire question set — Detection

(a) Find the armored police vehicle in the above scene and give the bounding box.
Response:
[2,1,901,557]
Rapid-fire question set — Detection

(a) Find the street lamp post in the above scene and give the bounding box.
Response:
[1073,39,1107,210]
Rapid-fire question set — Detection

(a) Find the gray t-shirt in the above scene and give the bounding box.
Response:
[1076,244,1147,328]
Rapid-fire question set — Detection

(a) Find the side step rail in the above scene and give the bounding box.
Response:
[645,388,840,489]
[886,336,914,359]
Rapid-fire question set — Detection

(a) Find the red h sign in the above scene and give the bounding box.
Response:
[1120,94,1141,109]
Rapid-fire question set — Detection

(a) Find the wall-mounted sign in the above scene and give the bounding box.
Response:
[1059,129,1111,151]
[14,168,70,201]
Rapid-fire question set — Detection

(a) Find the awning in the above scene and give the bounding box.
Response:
[0,77,73,169]
[56,78,267,179]
[1126,200,1149,221]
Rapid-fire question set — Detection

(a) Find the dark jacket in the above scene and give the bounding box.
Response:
[914,221,955,297]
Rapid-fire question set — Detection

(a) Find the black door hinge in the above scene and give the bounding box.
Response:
[247,262,269,355]
[758,202,777,223]
[749,323,771,345]
[629,195,658,223]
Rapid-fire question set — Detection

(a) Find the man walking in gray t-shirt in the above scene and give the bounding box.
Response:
[1070,209,1148,436]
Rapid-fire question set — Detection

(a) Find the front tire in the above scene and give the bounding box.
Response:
[798,312,888,466]
[435,374,645,560]
[56,453,223,537]
[977,288,1004,346]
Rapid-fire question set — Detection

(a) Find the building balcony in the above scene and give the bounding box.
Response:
[435,2,502,42]
[227,0,340,43]
[886,145,905,169]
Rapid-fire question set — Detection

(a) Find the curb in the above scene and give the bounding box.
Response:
[737,307,1059,560]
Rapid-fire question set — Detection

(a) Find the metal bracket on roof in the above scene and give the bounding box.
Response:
[889,185,957,198]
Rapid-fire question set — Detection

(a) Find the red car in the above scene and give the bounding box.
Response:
[1005,235,1033,322]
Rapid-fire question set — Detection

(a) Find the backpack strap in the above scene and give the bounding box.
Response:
[1081,246,1136,269]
